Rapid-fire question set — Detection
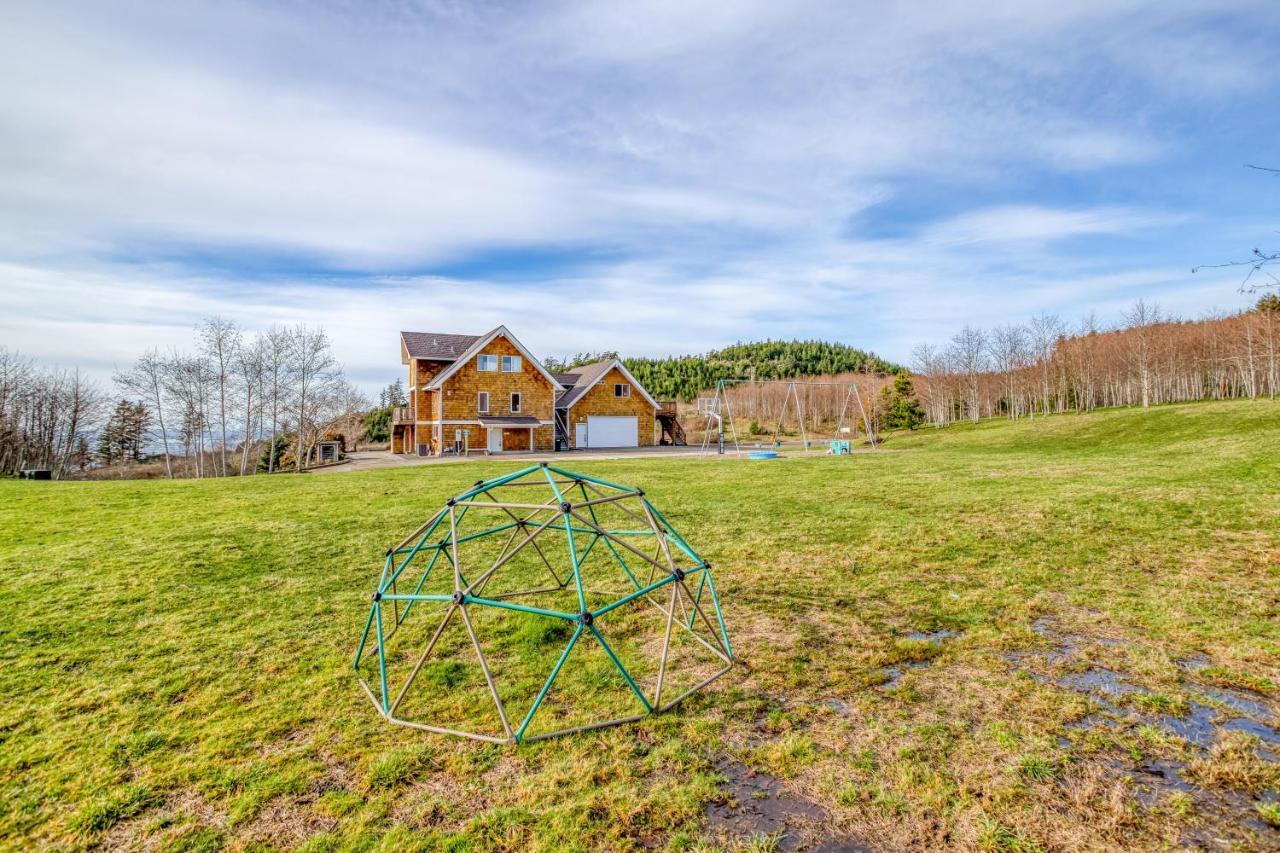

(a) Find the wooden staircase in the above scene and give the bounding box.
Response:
[656,401,686,446]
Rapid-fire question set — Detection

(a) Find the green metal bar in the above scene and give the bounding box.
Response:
[563,510,587,612]
[398,549,444,623]
[540,523,602,536]
[547,466,636,494]
[454,465,542,502]
[451,520,520,546]
[391,542,446,555]
[540,464,566,502]
[588,625,652,713]
[515,623,584,742]
[380,593,454,602]
[704,569,732,657]
[466,595,577,621]
[687,571,708,630]
[382,511,449,593]
[373,600,390,713]
[643,499,703,564]
[353,603,376,669]
[591,572,676,618]
[602,535,644,591]
[375,552,393,591]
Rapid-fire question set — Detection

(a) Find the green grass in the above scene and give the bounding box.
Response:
[2,399,1278,850]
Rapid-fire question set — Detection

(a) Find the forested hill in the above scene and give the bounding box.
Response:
[619,340,903,401]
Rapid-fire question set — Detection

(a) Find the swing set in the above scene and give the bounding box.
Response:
[696,378,878,457]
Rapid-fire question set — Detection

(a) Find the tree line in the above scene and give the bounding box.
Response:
[910,296,1280,426]
[113,319,364,477]
[0,318,365,479]
[616,340,903,402]
[0,349,102,477]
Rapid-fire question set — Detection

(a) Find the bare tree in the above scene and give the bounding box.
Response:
[199,317,240,477]
[288,325,338,471]
[988,324,1028,418]
[263,326,291,473]
[114,349,175,478]
[947,325,988,423]
[1027,313,1064,416]
[1123,299,1161,409]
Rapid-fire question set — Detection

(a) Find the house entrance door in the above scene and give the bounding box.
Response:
[487,428,503,453]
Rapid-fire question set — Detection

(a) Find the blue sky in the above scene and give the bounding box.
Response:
[1,0,1278,392]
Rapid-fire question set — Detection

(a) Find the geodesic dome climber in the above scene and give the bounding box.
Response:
[353,464,733,744]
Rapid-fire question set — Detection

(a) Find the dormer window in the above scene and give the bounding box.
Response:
[477,354,499,372]
[614,383,630,398]
[501,355,522,372]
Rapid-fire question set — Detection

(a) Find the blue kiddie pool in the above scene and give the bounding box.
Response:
[747,450,779,460]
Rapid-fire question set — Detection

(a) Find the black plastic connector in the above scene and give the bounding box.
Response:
[578,610,594,626]
[672,568,685,581]
[372,591,382,602]
[446,498,457,507]
[635,488,645,497]
[474,479,485,487]
[560,501,572,514]
[451,590,466,605]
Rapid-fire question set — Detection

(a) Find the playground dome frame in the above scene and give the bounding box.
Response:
[353,463,733,744]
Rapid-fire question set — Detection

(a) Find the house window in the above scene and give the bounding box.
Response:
[511,392,521,413]
[501,355,522,372]
[477,354,499,372]
[614,383,630,398]
[478,391,489,412]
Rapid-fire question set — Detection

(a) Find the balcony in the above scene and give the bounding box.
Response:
[393,406,415,424]
[656,400,678,418]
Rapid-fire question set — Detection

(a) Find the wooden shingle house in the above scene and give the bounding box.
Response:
[391,326,682,456]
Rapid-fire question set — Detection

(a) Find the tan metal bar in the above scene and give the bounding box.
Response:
[388,604,458,715]
[652,581,678,708]
[460,604,514,740]
[520,713,648,743]
[656,662,733,713]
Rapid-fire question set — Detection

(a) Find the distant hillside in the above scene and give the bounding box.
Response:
[620,340,903,402]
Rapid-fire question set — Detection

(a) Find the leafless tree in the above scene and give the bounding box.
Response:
[114,349,175,478]
[288,325,338,471]
[1123,299,1161,409]
[199,317,240,477]
[947,325,988,423]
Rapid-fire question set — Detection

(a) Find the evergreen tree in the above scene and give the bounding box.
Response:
[880,371,926,430]
[98,399,151,464]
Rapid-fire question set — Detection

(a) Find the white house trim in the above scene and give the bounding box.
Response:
[424,326,565,393]
[560,358,660,410]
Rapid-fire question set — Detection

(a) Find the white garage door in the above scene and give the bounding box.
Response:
[585,416,638,448]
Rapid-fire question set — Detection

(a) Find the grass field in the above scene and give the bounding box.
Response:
[2,399,1279,851]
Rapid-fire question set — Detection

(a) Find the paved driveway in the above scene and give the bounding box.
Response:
[316,446,707,473]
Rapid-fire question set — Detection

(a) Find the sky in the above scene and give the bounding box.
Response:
[2,0,1278,393]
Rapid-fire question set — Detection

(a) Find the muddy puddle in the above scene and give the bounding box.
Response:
[876,629,958,689]
[705,758,869,851]
[1016,619,1280,845]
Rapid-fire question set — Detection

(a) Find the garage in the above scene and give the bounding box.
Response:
[582,416,638,448]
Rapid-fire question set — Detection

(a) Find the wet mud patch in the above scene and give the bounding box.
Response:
[1014,617,1280,847]
[705,758,868,851]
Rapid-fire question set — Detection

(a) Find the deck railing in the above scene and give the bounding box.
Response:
[656,400,678,417]
[392,406,414,424]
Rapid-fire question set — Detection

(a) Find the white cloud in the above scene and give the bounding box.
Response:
[0,0,1276,391]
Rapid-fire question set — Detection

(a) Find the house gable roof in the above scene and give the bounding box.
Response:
[400,331,481,361]
[423,326,564,392]
[555,358,658,410]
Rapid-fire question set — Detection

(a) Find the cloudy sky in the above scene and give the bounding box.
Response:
[2,1,1277,391]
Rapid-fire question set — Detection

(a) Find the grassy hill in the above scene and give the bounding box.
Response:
[548,339,901,402]
[2,399,1278,849]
